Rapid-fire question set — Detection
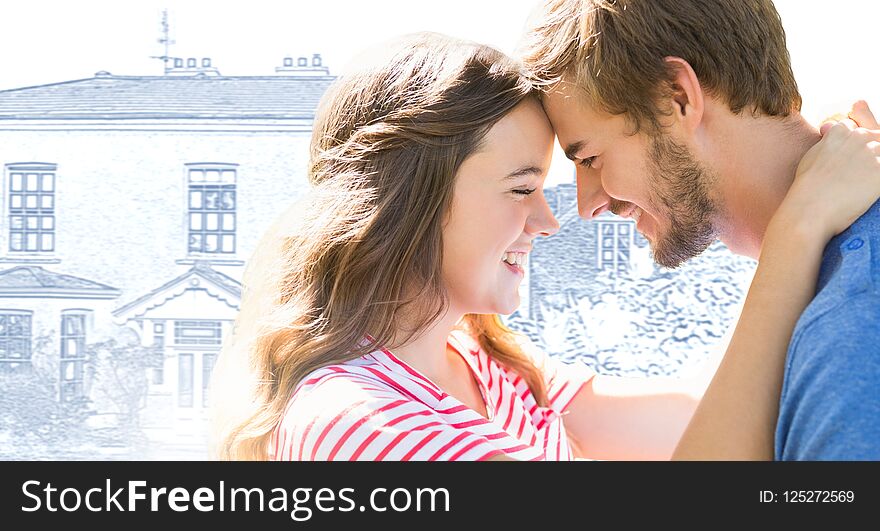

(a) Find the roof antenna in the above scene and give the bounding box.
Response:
[150,9,175,75]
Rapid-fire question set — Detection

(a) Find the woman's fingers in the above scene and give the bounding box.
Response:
[789,114,880,239]
[819,100,878,135]
[820,115,857,136]
[849,100,879,130]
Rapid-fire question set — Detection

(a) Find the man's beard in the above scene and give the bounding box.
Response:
[645,134,718,268]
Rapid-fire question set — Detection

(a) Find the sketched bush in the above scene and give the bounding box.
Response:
[0,333,93,460]
[0,333,163,459]
[84,337,164,446]
[507,242,757,377]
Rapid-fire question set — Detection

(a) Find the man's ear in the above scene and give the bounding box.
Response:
[662,56,704,133]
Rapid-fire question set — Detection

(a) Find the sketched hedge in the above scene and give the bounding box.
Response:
[0,334,163,459]
[84,338,164,435]
[0,366,93,459]
[507,241,757,377]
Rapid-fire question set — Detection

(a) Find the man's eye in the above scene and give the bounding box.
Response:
[512,188,537,196]
[578,156,597,168]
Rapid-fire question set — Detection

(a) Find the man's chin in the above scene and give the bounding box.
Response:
[649,235,715,269]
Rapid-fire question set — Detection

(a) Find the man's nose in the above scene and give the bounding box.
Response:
[576,171,612,220]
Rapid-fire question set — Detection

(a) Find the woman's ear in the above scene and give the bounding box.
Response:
[662,56,704,133]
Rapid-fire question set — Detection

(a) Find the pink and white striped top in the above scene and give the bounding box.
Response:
[269,329,594,461]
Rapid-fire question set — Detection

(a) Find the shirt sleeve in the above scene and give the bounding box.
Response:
[515,335,596,414]
[272,373,504,461]
[776,293,880,460]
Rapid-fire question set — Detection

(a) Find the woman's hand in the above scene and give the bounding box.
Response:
[772,101,880,243]
[819,100,879,135]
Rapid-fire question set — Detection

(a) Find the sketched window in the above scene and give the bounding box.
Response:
[187,164,237,255]
[6,164,56,253]
[597,221,634,274]
[60,312,87,401]
[0,310,32,370]
[174,320,222,346]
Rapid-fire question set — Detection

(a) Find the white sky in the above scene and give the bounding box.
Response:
[1,0,877,187]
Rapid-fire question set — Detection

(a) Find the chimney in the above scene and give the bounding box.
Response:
[275,54,330,76]
[165,56,221,76]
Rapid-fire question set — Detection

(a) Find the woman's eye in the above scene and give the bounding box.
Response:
[578,156,597,168]
[512,188,537,196]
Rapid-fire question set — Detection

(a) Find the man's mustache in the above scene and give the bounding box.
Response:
[608,199,632,216]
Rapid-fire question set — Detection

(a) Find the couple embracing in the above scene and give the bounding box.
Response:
[211,0,880,461]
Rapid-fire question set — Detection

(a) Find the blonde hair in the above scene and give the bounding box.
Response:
[520,0,802,134]
[211,33,549,460]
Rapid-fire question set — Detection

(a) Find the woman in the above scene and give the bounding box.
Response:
[210,32,880,460]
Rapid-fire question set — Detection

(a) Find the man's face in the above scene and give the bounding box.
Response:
[542,82,719,268]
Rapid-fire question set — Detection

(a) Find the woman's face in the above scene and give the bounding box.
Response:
[442,98,559,316]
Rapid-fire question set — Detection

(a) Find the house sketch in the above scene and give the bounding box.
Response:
[0,55,335,459]
[0,52,757,460]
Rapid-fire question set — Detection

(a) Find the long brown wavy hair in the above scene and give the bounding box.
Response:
[211,32,549,460]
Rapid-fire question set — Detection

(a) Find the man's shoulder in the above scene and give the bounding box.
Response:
[775,203,880,460]
[795,201,880,331]
[781,287,880,416]
[777,286,880,460]
[790,290,880,355]
[784,241,880,386]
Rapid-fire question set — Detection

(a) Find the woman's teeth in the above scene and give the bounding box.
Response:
[502,252,526,266]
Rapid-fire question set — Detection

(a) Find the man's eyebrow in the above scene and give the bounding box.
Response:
[503,165,544,180]
[564,140,587,161]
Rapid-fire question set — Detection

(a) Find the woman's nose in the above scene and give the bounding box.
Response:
[529,195,560,237]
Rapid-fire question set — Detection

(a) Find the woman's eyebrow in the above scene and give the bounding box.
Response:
[503,165,544,180]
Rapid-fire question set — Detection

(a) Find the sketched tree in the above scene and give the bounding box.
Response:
[84,338,164,446]
[0,332,93,459]
[507,241,757,378]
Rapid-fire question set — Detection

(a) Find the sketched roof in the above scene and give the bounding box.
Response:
[190,262,242,298]
[0,74,336,120]
[0,266,121,299]
[113,261,241,320]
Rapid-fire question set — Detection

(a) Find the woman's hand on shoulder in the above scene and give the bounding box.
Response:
[772,100,880,243]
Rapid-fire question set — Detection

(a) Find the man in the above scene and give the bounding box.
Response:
[519,0,879,459]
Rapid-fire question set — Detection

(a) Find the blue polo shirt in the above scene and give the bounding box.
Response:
[775,201,880,460]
